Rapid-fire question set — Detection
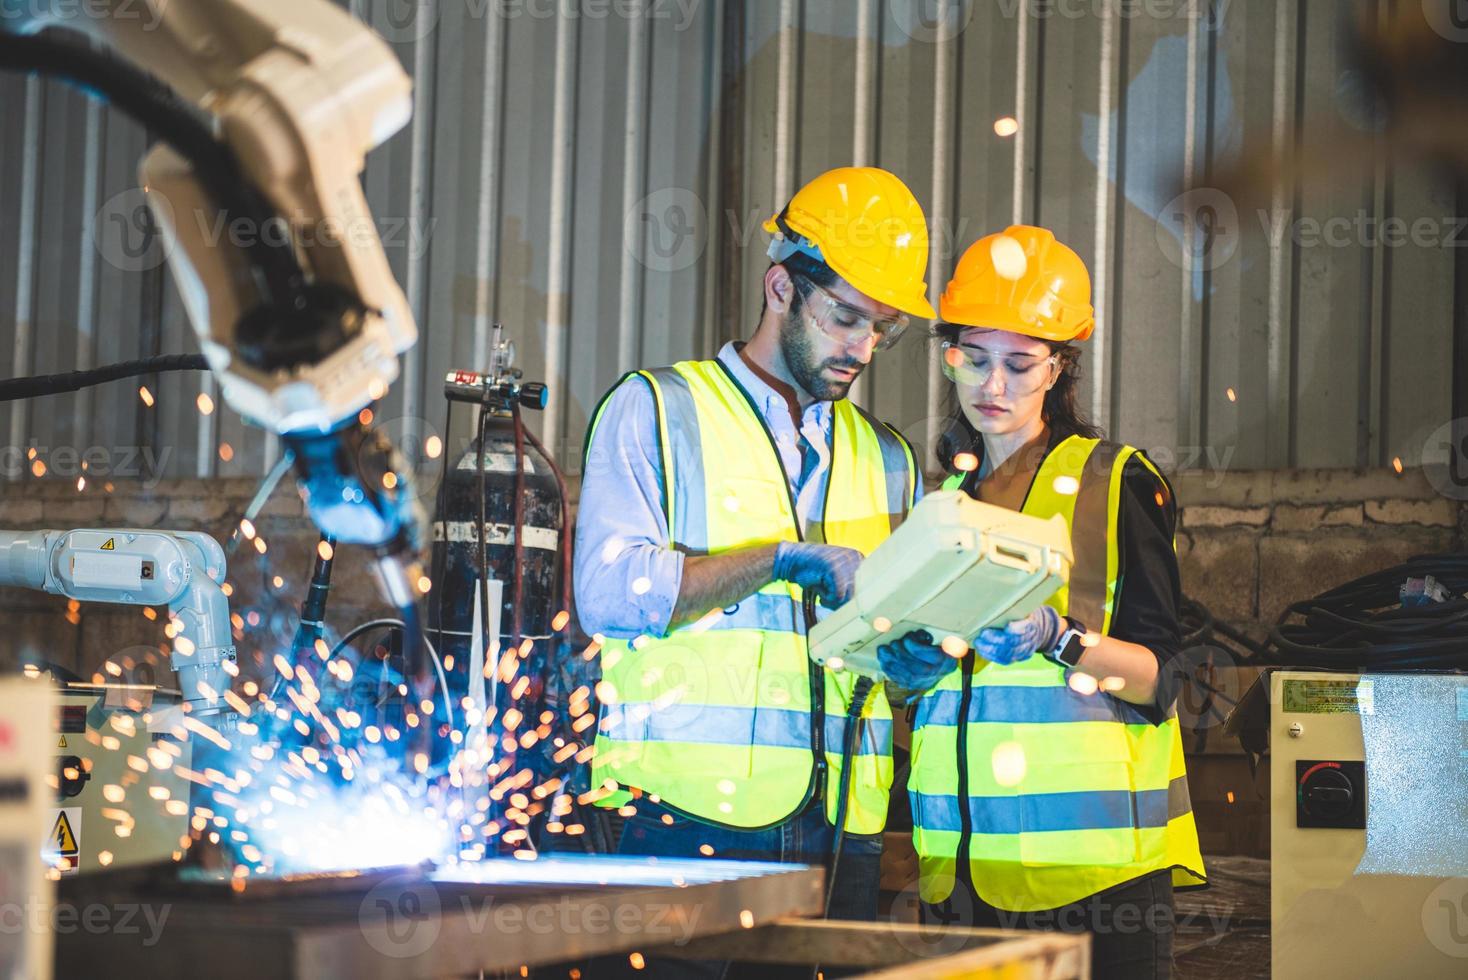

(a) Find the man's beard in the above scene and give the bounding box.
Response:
[779,306,865,401]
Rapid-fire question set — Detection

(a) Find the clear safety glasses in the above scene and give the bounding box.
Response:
[940,341,1059,395]
[796,280,910,352]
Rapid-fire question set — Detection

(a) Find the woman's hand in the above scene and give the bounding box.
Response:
[973,606,1064,665]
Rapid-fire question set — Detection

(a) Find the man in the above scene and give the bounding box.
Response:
[574,167,932,936]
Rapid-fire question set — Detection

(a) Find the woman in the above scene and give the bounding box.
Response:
[878,226,1207,979]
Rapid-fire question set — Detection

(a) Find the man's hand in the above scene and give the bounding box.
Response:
[877,630,958,697]
[772,542,863,608]
[974,606,1064,666]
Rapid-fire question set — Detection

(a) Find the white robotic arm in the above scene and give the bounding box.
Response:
[3,1,431,664]
[0,529,234,717]
[5,0,416,436]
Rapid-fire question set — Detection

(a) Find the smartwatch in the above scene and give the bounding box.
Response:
[1046,617,1089,668]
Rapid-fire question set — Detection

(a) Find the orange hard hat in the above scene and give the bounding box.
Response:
[939,225,1094,342]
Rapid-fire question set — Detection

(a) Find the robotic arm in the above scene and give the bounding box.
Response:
[2,0,429,654]
[0,529,234,718]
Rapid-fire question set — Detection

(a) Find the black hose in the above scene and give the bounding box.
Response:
[1264,552,1468,670]
[0,354,207,401]
[825,676,875,916]
[0,30,305,308]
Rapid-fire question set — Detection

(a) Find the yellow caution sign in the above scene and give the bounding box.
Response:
[100,538,115,551]
[51,810,78,857]
[57,735,67,749]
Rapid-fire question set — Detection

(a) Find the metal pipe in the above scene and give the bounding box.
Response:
[925,1,956,461]
[540,0,578,465]
[617,0,650,376]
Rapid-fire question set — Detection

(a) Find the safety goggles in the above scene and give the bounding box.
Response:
[940,341,1059,395]
[796,280,910,352]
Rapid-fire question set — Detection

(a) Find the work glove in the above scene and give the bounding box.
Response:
[772,542,863,608]
[876,629,958,697]
[974,605,1065,666]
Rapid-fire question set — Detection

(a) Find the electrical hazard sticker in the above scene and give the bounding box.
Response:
[100,538,115,551]
[45,807,81,875]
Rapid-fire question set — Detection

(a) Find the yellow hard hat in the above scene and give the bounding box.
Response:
[939,225,1094,342]
[763,167,937,320]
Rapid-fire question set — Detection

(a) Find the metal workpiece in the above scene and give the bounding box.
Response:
[56,856,826,979]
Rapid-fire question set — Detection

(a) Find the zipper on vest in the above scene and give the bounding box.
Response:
[955,650,976,877]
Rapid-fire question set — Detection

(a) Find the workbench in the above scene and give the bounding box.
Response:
[55,854,1089,978]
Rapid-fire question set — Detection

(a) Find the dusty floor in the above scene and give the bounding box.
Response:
[1175,856,1271,979]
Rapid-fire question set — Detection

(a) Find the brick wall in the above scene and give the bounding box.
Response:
[1170,466,1465,857]
[2,465,1462,858]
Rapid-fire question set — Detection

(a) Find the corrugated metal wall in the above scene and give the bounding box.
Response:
[0,0,1459,484]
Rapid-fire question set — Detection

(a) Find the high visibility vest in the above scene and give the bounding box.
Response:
[910,435,1207,910]
[585,358,919,831]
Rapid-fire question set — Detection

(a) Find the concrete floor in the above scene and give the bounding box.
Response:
[1175,856,1270,979]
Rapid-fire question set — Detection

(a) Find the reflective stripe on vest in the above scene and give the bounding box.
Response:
[587,358,917,830]
[909,435,1206,910]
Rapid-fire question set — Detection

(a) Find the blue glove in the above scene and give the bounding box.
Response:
[773,542,863,608]
[877,630,958,696]
[974,606,1065,666]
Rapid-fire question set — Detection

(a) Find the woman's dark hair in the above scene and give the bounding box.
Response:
[933,323,1105,475]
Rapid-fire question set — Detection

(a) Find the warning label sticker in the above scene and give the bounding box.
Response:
[45,807,81,875]
[1282,678,1375,715]
[100,538,115,551]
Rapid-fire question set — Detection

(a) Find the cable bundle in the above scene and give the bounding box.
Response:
[1265,552,1468,670]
